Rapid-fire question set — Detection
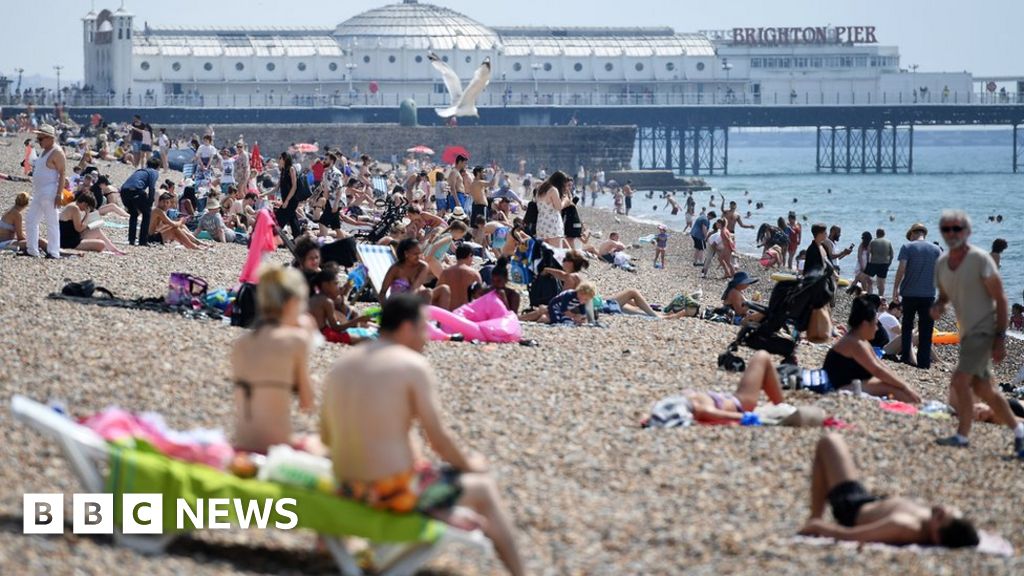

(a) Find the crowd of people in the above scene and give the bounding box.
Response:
[5,110,1024,570]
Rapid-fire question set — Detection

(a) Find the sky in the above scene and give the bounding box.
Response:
[1,0,1021,83]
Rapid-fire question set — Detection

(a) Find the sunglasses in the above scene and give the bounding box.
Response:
[940,225,964,234]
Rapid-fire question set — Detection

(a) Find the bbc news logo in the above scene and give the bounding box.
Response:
[24,494,298,534]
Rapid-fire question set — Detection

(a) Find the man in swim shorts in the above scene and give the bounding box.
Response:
[319,295,525,575]
[799,434,979,548]
[931,210,1024,456]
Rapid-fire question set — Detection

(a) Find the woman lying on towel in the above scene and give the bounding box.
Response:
[231,264,321,454]
[648,351,786,425]
[821,295,921,404]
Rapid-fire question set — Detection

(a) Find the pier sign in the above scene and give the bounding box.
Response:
[728,26,878,46]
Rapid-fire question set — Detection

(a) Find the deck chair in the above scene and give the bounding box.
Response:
[11,395,491,576]
[357,243,396,300]
[182,163,196,181]
[371,175,389,199]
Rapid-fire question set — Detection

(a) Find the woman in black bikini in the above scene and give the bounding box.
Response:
[823,295,922,404]
[231,264,319,454]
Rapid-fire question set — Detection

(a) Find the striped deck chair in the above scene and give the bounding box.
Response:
[182,163,195,181]
[357,243,397,299]
[371,175,389,199]
[11,395,491,576]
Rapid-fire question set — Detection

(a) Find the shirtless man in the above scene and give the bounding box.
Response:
[664,194,681,216]
[596,231,626,263]
[438,244,482,310]
[720,196,754,233]
[622,181,634,215]
[319,295,525,576]
[798,434,979,548]
[448,155,469,212]
[148,193,206,249]
[469,165,489,224]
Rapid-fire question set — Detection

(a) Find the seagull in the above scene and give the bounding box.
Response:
[428,53,491,118]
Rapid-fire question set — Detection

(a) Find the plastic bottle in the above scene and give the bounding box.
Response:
[258,445,336,493]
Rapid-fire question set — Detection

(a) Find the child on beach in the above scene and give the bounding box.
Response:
[654,224,669,269]
[309,264,370,345]
[1011,304,1024,331]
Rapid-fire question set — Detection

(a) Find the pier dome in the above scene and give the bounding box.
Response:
[333,0,500,51]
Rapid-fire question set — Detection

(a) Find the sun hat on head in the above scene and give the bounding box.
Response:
[906,222,928,240]
[451,206,467,219]
[658,224,667,231]
[33,124,57,139]
[723,271,759,300]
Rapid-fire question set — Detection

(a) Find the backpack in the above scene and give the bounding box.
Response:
[562,203,583,238]
[230,282,258,328]
[294,170,313,203]
[523,201,538,237]
[61,279,113,299]
[528,245,563,307]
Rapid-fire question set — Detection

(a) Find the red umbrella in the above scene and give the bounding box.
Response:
[295,143,319,154]
[249,143,264,173]
[407,145,435,155]
[441,145,470,165]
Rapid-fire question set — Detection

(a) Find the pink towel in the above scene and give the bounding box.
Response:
[878,401,919,415]
[81,408,233,469]
[239,209,277,284]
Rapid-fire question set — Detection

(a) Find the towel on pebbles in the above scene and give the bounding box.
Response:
[793,532,1014,557]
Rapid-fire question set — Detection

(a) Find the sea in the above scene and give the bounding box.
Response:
[593,129,1024,306]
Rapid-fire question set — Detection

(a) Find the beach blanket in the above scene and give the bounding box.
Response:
[106,442,444,542]
[83,408,232,469]
[48,292,224,321]
[793,532,1014,557]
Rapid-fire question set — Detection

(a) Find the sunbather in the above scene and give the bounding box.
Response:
[380,238,451,308]
[149,193,207,249]
[0,192,47,252]
[58,195,126,255]
[541,250,589,290]
[682,350,784,422]
[721,271,765,325]
[231,264,318,454]
[822,295,922,403]
[798,433,979,548]
[486,257,521,314]
[319,295,525,576]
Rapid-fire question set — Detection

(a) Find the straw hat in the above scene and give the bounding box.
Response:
[906,222,928,240]
[451,206,467,219]
[33,124,57,139]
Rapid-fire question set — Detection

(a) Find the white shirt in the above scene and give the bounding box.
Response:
[708,231,722,249]
[196,144,218,167]
[878,311,900,341]
[158,134,169,148]
[221,157,236,184]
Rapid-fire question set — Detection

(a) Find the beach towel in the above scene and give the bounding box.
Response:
[793,532,1014,557]
[83,408,233,469]
[106,442,444,542]
[239,209,277,284]
[878,401,919,416]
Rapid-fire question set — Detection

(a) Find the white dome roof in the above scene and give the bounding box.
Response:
[334,0,498,51]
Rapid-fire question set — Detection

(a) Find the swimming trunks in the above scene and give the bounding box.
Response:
[827,480,882,527]
[321,326,353,345]
[338,462,462,514]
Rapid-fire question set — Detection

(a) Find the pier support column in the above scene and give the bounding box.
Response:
[816,126,821,173]
[1014,124,1021,174]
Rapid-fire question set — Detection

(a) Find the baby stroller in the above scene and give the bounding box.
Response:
[722,269,836,364]
[353,196,408,244]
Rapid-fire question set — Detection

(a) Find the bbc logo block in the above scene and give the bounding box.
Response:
[24,493,161,535]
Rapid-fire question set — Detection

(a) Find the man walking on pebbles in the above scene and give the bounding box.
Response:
[931,210,1024,457]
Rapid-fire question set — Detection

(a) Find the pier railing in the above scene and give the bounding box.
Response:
[3,90,1022,109]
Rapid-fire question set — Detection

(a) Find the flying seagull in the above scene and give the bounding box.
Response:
[428,53,491,118]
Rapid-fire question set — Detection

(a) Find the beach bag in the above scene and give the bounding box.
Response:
[806,306,832,343]
[294,170,313,203]
[562,203,583,239]
[166,273,208,307]
[523,201,538,237]
[664,293,700,314]
[230,282,258,328]
[61,279,113,299]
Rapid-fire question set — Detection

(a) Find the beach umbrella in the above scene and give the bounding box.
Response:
[441,145,470,165]
[407,145,435,155]
[249,143,264,173]
[295,143,319,154]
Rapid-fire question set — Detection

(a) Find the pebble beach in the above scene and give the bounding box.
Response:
[1,141,1023,575]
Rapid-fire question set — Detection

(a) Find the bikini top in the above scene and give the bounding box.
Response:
[234,379,297,420]
[0,219,14,232]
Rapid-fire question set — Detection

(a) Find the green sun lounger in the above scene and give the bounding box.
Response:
[11,395,492,575]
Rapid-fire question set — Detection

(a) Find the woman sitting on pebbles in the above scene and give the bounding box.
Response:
[819,295,921,403]
[380,238,451,308]
[231,264,320,454]
[0,192,44,252]
[58,194,126,255]
[721,271,764,325]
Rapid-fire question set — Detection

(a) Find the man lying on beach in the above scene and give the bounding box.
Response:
[798,433,979,548]
[319,295,525,576]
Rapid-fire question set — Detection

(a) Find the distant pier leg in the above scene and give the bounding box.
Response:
[816,126,821,173]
